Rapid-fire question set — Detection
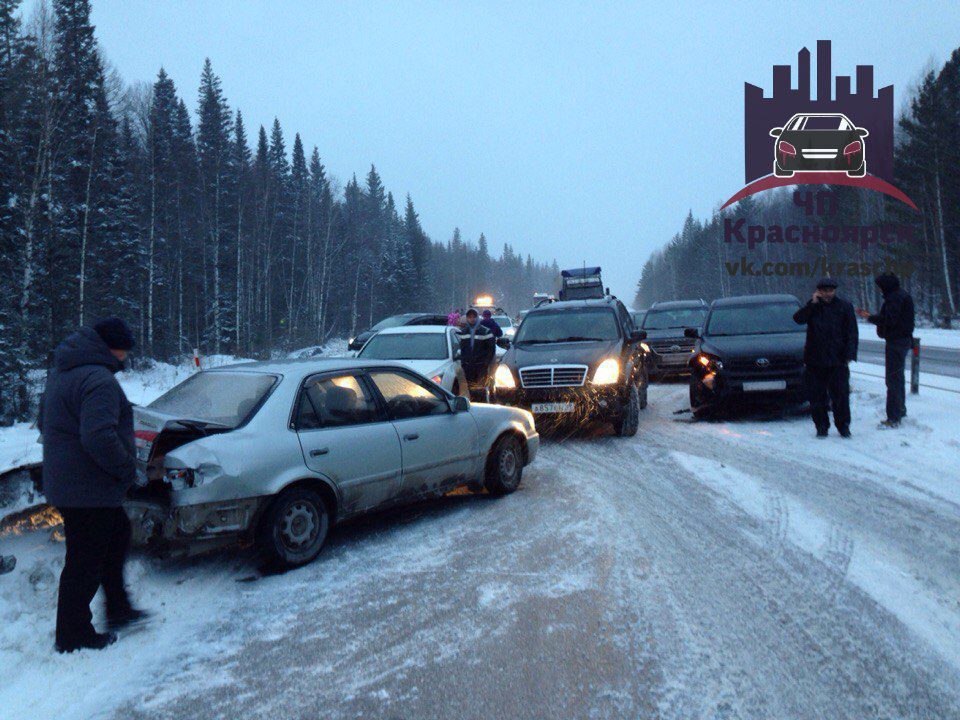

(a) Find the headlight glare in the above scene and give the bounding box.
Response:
[592,358,620,385]
[494,364,516,389]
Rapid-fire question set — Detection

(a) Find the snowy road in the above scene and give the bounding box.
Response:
[859,338,959,379]
[3,374,960,719]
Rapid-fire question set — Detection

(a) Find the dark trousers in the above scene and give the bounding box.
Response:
[56,506,132,645]
[804,364,850,432]
[885,340,910,423]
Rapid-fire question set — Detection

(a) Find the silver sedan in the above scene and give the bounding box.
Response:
[128,358,539,567]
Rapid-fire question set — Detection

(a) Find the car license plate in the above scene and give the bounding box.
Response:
[663,353,689,363]
[531,402,575,414]
[742,380,787,392]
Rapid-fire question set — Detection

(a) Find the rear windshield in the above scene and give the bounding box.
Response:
[370,315,411,332]
[358,332,448,360]
[706,303,801,337]
[515,309,620,344]
[643,307,707,330]
[147,371,278,428]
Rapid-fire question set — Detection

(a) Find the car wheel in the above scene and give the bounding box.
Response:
[773,161,794,178]
[257,486,330,569]
[613,383,640,437]
[484,434,523,496]
[689,380,714,420]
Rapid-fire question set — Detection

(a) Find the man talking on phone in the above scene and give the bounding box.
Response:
[793,278,859,438]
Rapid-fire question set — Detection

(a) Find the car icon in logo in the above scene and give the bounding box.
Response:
[769,113,869,178]
[755,357,771,368]
[669,344,681,352]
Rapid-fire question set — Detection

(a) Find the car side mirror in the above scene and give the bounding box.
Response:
[453,347,462,360]
[451,396,470,413]
[769,127,783,137]
[497,337,511,350]
[684,327,699,339]
[629,329,647,342]
[856,127,869,137]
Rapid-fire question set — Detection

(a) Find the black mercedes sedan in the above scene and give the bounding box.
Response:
[770,113,869,178]
[686,294,806,418]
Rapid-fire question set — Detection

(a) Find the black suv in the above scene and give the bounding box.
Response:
[687,294,805,418]
[493,296,648,436]
[349,313,449,352]
[639,299,708,379]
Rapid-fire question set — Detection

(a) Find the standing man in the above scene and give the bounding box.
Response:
[480,309,503,339]
[793,278,858,438]
[856,273,915,428]
[457,309,497,396]
[39,318,147,653]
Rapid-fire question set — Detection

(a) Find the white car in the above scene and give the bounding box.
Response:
[357,325,470,397]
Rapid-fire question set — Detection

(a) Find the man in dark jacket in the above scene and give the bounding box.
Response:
[793,278,858,438]
[857,273,915,427]
[39,318,147,652]
[457,309,497,390]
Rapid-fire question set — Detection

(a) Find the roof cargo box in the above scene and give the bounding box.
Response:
[559,266,604,301]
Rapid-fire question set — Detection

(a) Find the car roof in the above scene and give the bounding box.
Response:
[204,358,413,376]
[526,297,620,313]
[375,325,452,335]
[710,294,800,307]
[649,300,708,310]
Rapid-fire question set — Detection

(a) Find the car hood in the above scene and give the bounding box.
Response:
[391,359,450,379]
[506,339,622,370]
[700,332,805,359]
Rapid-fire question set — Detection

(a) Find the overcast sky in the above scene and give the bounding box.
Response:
[19,0,960,299]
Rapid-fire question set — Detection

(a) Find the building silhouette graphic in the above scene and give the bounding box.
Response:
[744,40,894,183]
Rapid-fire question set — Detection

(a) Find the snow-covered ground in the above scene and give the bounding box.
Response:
[858,320,960,350]
[1,367,959,719]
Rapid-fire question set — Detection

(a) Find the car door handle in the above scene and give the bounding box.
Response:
[309,447,329,457]
[403,433,420,441]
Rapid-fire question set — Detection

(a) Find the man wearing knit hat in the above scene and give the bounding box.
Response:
[38,317,149,653]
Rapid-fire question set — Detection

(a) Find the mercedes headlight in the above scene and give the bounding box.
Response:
[592,358,620,385]
[640,342,651,353]
[494,364,516,389]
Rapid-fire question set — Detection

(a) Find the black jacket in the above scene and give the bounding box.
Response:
[793,296,859,367]
[868,274,915,343]
[38,327,136,508]
[457,321,496,368]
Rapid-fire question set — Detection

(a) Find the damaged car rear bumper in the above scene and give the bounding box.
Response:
[124,497,263,553]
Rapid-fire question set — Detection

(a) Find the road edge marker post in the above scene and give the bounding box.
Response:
[193,348,201,372]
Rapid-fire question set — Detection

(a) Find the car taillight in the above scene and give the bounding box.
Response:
[134,430,158,462]
[778,141,796,156]
[431,374,443,385]
[843,141,861,156]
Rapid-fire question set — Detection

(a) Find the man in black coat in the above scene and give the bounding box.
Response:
[793,278,858,438]
[457,309,497,389]
[39,317,147,652]
[857,273,915,427]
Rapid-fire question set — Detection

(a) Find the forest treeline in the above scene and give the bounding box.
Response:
[0,0,558,423]
[635,48,960,324]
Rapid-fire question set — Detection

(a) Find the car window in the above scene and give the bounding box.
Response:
[410,315,447,326]
[358,332,447,360]
[490,315,512,328]
[706,302,801,336]
[369,370,449,421]
[643,307,708,330]
[514,308,620,344]
[803,115,845,130]
[297,374,379,430]
[148,372,277,428]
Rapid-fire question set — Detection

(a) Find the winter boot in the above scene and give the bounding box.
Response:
[56,631,118,654]
[107,606,152,631]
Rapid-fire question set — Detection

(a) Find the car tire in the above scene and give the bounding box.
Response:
[773,161,794,178]
[484,434,523,496]
[689,381,714,420]
[257,486,330,569]
[613,383,640,437]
